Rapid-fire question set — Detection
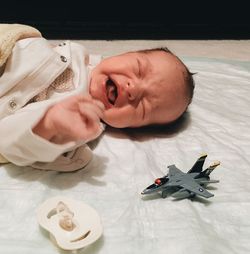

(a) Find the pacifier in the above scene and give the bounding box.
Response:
[37,196,103,251]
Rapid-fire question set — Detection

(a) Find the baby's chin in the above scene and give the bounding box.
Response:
[89,85,102,103]
[89,82,111,111]
[101,114,141,129]
[100,116,126,128]
[101,118,123,128]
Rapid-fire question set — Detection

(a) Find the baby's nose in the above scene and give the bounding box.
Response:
[126,82,142,101]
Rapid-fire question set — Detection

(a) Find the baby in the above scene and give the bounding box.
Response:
[0,37,194,171]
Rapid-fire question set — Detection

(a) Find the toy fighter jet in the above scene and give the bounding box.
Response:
[141,154,220,199]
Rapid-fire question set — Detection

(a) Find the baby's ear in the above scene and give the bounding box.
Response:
[50,43,57,48]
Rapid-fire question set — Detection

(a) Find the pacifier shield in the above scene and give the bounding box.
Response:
[37,196,103,250]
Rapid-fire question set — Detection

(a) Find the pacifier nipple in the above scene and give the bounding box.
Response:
[56,201,75,231]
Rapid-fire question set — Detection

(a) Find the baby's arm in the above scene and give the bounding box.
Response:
[0,94,104,168]
[33,94,104,144]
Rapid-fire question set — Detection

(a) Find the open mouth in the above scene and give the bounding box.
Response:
[106,78,118,105]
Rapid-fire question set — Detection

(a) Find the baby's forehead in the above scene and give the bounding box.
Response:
[123,50,186,82]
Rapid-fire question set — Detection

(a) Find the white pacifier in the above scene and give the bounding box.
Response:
[37,196,103,251]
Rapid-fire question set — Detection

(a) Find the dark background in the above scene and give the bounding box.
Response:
[1,0,250,39]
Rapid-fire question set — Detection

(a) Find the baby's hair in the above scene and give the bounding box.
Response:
[137,47,195,107]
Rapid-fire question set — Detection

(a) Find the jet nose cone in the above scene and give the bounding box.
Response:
[141,187,155,195]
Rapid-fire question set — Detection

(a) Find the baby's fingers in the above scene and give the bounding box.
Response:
[75,94,104,109]
[78,104,104,141]
[78,101,104,120]
[92,99,105,111]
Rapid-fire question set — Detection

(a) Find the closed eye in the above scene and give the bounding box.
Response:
[137,58,142,78]
[141,100,146,120]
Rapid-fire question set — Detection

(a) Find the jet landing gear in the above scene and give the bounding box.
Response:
[162,190,168,198]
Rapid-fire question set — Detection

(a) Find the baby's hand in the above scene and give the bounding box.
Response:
[33,94,104,144]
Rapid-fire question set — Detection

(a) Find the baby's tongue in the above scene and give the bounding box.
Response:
[106,82,117,104]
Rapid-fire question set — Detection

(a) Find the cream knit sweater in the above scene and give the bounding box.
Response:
[0,23,41,67]
[0,23,41,163]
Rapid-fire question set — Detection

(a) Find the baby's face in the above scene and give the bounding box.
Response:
[89,50,188,128]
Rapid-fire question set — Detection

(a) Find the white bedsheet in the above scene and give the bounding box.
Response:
[0,56,250,254]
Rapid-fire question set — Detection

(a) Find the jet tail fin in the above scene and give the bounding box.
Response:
[197,161,220,178]
[187,154,207,173]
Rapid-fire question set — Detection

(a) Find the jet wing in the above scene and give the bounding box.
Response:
[168,165,183,177]
[168,165,214,198]
[180,181,214,198]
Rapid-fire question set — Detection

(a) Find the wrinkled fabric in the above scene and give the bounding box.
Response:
[0,57,250,254]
